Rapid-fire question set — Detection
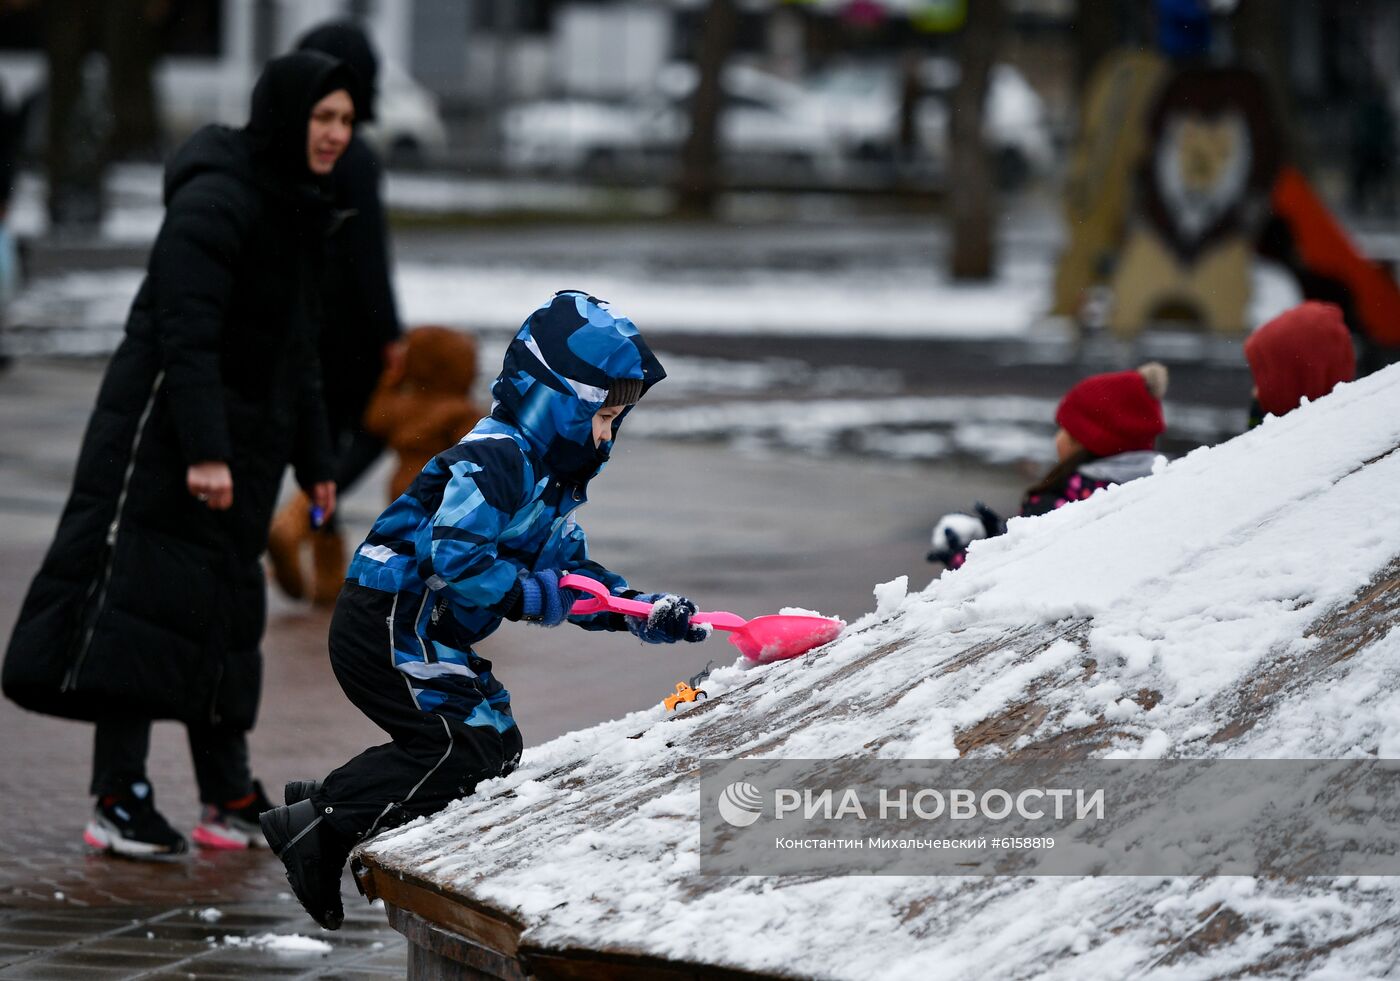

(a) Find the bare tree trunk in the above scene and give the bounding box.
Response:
[493,0,518,166]
[1073,0,1120,98]
[897,47,921,165]
[1232,0,1294,160]
[106,0,167,161]
[44,0,103,230]
[676,0,737,218]
[949,0,1004,281]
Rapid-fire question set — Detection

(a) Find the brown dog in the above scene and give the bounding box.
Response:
[363,325,484,502]
[266,326,483,604]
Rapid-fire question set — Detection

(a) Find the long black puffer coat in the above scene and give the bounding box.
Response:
[2,52,354,729]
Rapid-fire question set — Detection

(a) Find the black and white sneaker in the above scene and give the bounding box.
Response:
[84,782,188,860]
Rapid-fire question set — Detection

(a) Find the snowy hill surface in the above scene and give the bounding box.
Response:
[360,365,1400,980]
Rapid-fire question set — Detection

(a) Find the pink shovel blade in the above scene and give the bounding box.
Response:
[727,614,844,663]
[558,573,842,663]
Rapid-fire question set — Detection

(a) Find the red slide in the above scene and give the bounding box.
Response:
[1268,166,1400,346]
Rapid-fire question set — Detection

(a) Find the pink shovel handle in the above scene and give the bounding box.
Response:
[560,573,748,631]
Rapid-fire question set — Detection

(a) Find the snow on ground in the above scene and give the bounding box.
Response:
[361,364,1400,979]
[642,354,903,399]
[5,162,1304,346]
[2,256,1047,349]
[393,259,1048,339]
[8,167,675,239]
[627,391,1243,465]
[6,165,876,237]
[3,269,145,345]
[215,933,333,954]
[0,267,1242,470]
[383,172,673,218]
[6,169,165,243]
[0,254,1321,355]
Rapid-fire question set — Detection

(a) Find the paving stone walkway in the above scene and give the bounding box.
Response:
[0,899,403,979]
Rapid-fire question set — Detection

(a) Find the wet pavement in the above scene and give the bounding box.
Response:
[0,357,1027,977]
[0,901,402,979]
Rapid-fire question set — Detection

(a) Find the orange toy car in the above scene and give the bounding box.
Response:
[663,682,707,711]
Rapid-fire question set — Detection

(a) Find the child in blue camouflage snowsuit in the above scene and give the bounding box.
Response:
[262,290,706,929]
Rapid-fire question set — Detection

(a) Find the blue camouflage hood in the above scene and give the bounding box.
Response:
[491,290,665,480]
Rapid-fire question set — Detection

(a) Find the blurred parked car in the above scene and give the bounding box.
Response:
[504,57,1053,188]
[359,59,448,167]
[501,96,651,173]
[805,58,1056,188]
[502,62,844,179]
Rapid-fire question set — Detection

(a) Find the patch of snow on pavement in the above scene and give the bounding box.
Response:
[384,173,671,217]
[218,933,333,954]
[629,393,1243,465]
[394,262,1046,339]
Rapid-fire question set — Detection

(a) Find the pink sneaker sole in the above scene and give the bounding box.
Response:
[192,825,255,850]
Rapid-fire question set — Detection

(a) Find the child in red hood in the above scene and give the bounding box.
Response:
[1244,301,1356,428]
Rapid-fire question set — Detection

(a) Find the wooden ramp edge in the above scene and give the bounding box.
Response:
[354,854,789,981]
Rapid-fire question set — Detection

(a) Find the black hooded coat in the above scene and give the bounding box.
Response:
[297,21,402,442]
[2,52,354,729]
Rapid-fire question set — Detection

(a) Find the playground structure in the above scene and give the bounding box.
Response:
[1054,51,1400,364]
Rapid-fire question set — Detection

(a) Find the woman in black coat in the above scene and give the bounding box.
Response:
[2,51,357,859]
[265,20,405,605]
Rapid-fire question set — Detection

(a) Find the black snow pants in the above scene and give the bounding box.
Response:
[317,583,524,843]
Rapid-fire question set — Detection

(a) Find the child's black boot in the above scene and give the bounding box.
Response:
[260,799,354,930]
[283,779,322,806]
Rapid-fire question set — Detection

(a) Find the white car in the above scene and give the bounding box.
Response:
[502,96,655,173]
[502,63,844,177]
[358,59,448,167]
[805,59,1056,187]
[503,58,1052,187]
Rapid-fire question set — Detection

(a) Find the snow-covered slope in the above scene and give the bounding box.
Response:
[360,364,1400,980]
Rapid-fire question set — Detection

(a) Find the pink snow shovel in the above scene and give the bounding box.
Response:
[560,574,843,663]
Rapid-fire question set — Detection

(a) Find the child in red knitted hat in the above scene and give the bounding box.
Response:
[928,362,1169,569]
[1243,302,1355,428]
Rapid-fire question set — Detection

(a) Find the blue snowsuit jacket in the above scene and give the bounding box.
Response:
[343,291,666,735]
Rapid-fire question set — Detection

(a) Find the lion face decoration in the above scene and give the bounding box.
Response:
[1140,67,1280,261]
[1156,110,1253,246]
